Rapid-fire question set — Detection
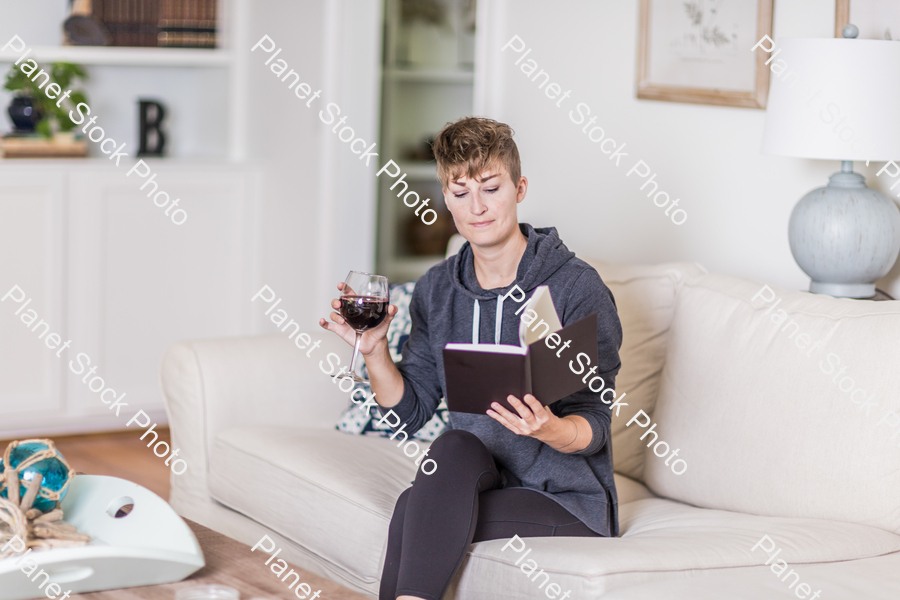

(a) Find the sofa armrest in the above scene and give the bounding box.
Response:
[159,333,351,504]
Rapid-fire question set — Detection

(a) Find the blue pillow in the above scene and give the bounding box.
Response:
[335,281,449,441]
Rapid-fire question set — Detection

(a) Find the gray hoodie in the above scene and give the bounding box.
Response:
[390,223,623,536]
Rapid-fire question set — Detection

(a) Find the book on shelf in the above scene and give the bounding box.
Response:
[441,286,599,415]
[92,0,161,47]
[158,0,217,48]
[90,0,217,48]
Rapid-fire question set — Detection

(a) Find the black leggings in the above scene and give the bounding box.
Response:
[379,429,601,600]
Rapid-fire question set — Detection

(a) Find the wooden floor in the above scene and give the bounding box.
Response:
[0,428,172,500]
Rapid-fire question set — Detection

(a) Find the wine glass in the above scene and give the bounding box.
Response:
[337,271,390,384]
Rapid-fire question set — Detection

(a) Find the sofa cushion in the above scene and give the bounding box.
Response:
[208,427,418,586]
[207,427,657,586]
[583,260,707,481]
[452,498,900,598]
[208,426,900,598]
[645,274,900,534]
[599,551,900,600]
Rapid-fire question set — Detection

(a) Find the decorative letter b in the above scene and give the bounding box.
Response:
[138,99,166,157]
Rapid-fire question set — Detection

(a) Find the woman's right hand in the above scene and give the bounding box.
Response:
[318,281,397,356]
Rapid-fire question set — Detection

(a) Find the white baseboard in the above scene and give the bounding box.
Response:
[0,407,169,440]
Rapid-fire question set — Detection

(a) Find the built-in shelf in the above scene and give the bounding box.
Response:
[401,162,438,180]
[377,0,475,282]
[384,68,474,84]
[387,256,446,283]
[0,46,232,67]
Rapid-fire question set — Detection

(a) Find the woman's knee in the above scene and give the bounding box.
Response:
[394,487,412,512]
[428,429,492,464]
[388,487,413,526]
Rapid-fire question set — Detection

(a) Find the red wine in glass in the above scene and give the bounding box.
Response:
[340,296,389,331]
[338,271,390,383]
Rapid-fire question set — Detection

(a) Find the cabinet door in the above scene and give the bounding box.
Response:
[64,165,259,431]
[0,169,66,431]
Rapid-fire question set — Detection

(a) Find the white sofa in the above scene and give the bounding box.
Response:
[160,260,900,599]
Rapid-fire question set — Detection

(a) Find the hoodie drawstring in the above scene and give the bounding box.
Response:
[472,300,480,344]
[494,294,505,344]
[472,296,506,344]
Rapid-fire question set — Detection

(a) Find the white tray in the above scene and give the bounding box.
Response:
[0,474,205,600]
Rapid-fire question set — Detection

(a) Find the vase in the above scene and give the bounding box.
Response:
[8,95,43,132]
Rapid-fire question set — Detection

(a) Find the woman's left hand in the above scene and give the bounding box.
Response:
[487,394,560,441]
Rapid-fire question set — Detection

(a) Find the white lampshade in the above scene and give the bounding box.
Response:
[761,38,900,162]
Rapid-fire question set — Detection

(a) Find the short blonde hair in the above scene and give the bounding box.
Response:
[432,117,521,189]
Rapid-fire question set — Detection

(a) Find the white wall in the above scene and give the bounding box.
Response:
[242,1,329,328]
[0,0,68,45]
[244,0,381,331]
[476,0,900,297]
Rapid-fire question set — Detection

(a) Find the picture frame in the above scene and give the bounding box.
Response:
[835,0,900,40]
[637,0,775,109]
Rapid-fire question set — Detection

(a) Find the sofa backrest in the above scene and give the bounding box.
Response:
[584,260,707,481]
[645,273,900,534]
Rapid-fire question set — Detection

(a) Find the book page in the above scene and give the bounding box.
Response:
[519,286,563,346]
[444,343,528,355]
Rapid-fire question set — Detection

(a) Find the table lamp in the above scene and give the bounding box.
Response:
[761,27,900,298]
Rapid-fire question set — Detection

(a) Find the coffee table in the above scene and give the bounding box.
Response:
[69,520,371,600]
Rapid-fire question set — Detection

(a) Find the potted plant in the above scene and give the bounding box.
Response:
[4,62,89,139]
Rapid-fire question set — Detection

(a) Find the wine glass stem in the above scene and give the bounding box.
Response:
[349,331,363,374]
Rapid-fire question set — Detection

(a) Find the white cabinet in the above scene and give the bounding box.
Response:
[0,160,260,438]
[0,170,66,421]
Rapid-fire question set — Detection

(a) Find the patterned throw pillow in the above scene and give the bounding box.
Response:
[335,281,450,441]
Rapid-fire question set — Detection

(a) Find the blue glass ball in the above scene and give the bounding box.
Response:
[0,442,70,512]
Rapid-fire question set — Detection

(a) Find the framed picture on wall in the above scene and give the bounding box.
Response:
[637,0,775,109]
[835,0,900,40]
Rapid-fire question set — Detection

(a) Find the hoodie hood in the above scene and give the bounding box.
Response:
[449,223,576,300]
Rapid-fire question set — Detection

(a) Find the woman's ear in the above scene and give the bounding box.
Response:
[516,176,528,204]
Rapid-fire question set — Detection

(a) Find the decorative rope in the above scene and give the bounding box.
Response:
[0,497,28,557]
[0,439,76,502]
[0,439,89,558]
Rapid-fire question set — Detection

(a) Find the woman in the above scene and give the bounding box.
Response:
[319,117,622,600]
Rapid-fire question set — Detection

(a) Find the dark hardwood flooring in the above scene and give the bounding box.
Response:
[0,428,172,500]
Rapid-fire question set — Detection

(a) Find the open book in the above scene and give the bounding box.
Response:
[442,286,598,414]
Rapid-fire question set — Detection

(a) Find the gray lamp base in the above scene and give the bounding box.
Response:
[809,281,875,298]
[788,164,900,299]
